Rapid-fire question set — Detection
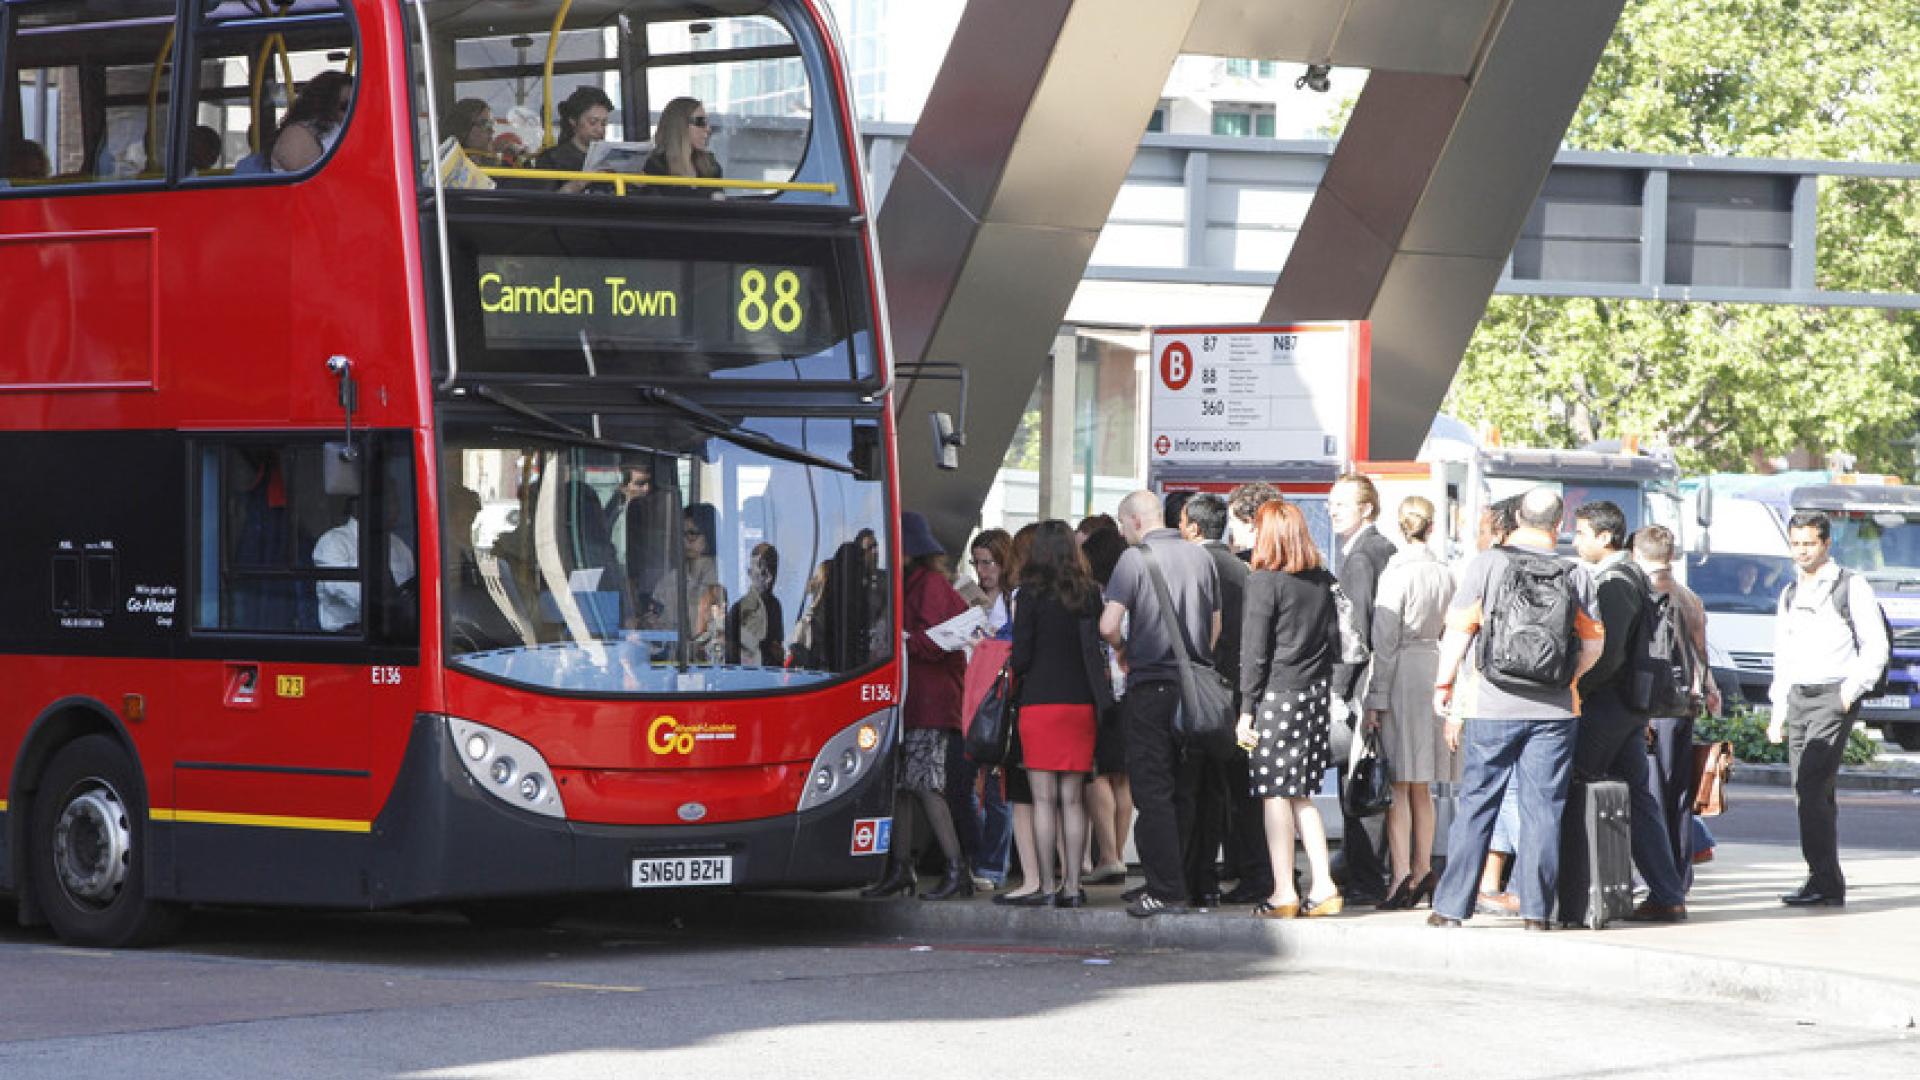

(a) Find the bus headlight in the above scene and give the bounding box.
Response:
[446,717,567,820]
[796,709,895,813]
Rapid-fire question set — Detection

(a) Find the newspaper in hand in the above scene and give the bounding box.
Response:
[436,138,495,190]
[924,606,989,652]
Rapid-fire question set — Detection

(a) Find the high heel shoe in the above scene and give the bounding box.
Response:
[1254,900,1299,919]
[1379,876,1415,911]
[1410,871,1437,908]
[1055,889,1088,909]
[919,858,976,901]
[859,859,915,899]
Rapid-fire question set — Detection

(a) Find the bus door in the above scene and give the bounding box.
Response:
[174,435,417,837]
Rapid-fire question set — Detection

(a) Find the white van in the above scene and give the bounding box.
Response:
[1683,496,1793,706]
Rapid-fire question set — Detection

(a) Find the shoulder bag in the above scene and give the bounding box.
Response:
[1139,543,1234,742]
[1690,739,1733,817]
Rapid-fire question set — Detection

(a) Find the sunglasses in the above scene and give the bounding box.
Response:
[689,116,709,128]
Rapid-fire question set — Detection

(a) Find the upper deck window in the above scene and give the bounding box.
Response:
[0,0,358,190]
[2,1,177,189]
[408,0,848,206]
[183,1,357,179]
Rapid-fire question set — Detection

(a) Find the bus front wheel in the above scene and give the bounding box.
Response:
[29,735,183,947]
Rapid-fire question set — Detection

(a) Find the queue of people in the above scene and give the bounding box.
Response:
[873,480,1872,929]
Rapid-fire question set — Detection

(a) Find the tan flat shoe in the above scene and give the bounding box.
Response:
[1303,894,1345,917]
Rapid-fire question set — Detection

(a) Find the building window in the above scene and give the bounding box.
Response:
[1258,61,1277,79]
[1225,59,1253,78]
[1212,105,1273,139]
[1147,105,1166,133]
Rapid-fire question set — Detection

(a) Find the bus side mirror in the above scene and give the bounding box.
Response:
[930,412,963,471]
[1697,480,1714,528]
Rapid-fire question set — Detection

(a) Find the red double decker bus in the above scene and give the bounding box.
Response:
[0,0,901,946]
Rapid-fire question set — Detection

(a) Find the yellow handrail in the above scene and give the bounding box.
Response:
[540,0,575,152]
[144,25,176,169]
[474,166,837,196]
[249,1,298,153]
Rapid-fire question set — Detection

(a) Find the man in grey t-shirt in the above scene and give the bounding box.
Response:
[1101,489,1220,917]
[1427,486,1603,930]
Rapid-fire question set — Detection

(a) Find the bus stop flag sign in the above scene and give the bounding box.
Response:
[1149,322,1368,472]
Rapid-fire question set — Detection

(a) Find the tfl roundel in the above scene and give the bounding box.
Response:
[1159,342,1194,391]
[1154,435,1172,456]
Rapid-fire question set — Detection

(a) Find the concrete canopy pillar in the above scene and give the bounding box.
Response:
[879,0,1204,552]
[1263,0,1630,457]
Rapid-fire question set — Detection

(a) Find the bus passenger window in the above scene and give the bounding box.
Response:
[184,2,355,180]
[4,1,177,187]
[197,440,392,637]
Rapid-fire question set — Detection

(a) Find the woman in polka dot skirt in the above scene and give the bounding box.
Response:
[1234,500,1343,919]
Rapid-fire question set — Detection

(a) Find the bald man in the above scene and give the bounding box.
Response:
[1100,490,1222,917]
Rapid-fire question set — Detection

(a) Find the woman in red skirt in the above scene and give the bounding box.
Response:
[1008,520,1116,907]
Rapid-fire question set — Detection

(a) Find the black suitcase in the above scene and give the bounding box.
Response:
[1556,779,1634,929]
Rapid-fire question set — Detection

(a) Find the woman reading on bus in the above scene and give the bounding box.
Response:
[269,71,353,173]
[537,86,614,194]
[442,98,497,161]
[643,97,723,197]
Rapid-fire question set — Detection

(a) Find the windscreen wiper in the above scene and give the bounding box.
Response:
[467,384,686,459]
[637,385,856,474]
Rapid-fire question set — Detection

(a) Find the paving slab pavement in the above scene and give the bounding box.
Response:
[689,837,1920,1030]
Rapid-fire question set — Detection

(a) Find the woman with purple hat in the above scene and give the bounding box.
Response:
[859,511,975,900]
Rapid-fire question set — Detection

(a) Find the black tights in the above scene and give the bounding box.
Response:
[893,786,962,867]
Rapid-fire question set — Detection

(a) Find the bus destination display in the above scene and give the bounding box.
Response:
[476,255,825,353]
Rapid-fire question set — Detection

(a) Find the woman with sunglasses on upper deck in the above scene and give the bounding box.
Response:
[643,97,725,197]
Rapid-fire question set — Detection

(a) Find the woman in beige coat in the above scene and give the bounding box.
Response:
[1363,496,1456,910]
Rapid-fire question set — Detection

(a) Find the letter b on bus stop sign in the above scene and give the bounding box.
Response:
[1160,342,1193,391]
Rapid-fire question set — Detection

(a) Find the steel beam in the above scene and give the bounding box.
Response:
[1265,0,1630,457]
[879,0,1203,549]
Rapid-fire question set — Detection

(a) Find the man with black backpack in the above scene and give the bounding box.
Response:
[1570,501,1690,923]
[1427,487,1603,930]
[1632,525,1721,888]
[1767,510,1889,908]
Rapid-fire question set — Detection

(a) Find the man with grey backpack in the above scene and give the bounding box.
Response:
[1767,510,1889,908]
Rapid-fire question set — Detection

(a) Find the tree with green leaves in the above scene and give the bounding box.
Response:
[1447,1,1920,471]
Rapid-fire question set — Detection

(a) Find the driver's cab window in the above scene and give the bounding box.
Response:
[196,435,416,639]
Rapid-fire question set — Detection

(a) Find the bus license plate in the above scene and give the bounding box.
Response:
[631,856,733,888]
[1862,694,1909,710]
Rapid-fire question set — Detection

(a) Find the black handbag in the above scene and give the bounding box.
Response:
[1341,727,1395,818]
[965,662,1017,765]
[1139,544,1234,742]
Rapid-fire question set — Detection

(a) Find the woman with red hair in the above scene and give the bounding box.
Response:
[1236,500,1343,918]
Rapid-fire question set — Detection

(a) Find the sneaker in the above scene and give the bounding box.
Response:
[1126,893,1189,918]
[1121,884,1147,903]
[1085,862,1130,885]
[970,874,997,892]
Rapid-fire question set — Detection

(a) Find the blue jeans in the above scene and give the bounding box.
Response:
[1433,717,1576,922]
[945,745,1013,881]
[1489,781,1521,857]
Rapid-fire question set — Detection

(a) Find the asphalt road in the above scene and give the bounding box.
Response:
[0,907,1916,1079]
[1712,782,1920,852]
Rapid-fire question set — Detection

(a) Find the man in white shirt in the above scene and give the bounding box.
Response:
[1766,510,1889,907]
[314,509,416,632]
